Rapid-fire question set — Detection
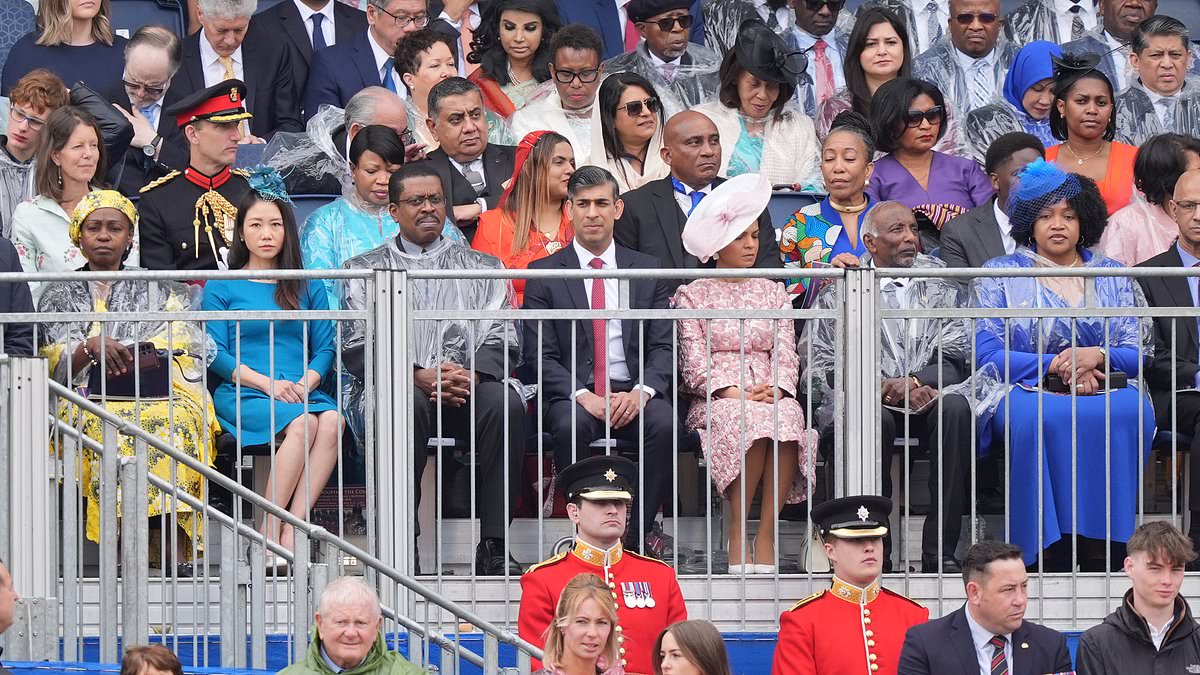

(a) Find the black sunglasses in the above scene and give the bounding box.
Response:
[618,97,661,117]
[642,14,693,32]
[802,0,846,11]
[553,67,601,84]
[903,106,943,128]
[954,12,999,25]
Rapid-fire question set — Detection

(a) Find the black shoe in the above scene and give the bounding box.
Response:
[474,539,523,576]
[921,556,961,574]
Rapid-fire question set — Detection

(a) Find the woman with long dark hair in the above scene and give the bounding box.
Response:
[654,621,732,675]
[204,180,342,565]
[590,72,668,193]
[815,6,912,140]
[467,0,562,117]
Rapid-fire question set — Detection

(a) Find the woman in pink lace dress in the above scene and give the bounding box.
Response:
[675,173,819,575]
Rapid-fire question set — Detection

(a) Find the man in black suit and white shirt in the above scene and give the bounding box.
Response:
[614,110,778,293]
[420,77,515,241]
[939,132,1043,268]
[251,0,368,98]
[898,540,1073,675]
[1138,168,1200,548]
[523,165,677,556]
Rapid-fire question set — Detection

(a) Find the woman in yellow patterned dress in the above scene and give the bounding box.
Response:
[36,190,218,573]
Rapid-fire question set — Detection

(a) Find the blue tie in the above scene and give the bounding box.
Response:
[311,13,327,50]
[671,177,706,215]
[382,57,397,93]
[140,104,157,129]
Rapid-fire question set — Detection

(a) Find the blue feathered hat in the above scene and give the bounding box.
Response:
[1006,158,1082,240]
[245,165,293,204]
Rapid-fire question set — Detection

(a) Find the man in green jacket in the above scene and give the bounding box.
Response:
[279,577,423,675]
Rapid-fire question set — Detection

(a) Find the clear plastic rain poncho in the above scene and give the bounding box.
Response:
[263,104,351,196]
[1115,76,1200,146]
[340,236,521,424]
[800,253,975,431]
[912,37,1021,119]
[602,43,722,120]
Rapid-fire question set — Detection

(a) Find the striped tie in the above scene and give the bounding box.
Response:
[989,635,1008,675]
[969,59,991,112]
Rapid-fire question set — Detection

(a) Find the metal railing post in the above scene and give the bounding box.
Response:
[842,267,881,496]
[119,456,149,650]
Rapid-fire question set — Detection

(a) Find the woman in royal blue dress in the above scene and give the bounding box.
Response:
[971,159,1155,572]
[204,173,343,562]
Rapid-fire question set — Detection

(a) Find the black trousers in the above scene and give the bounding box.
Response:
[546,386,676,546]
[1155,390,1200,520]
[880,393,973,560]
[412,380,525,540]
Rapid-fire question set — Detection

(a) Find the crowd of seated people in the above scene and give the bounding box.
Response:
[3,0,1200,589]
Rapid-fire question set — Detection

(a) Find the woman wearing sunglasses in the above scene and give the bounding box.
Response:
[466,0,562,118]
[867,77,992,236]
[694,19,821,190]
[590,73,669,193]
[963,40,1062,163]
[1044,52,1137,216]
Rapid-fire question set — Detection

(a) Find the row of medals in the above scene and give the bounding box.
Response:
[621,581,656,608]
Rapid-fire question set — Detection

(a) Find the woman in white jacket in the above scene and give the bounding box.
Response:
[694,19,822,191]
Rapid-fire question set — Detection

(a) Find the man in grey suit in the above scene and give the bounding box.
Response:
[939,132,1043,268]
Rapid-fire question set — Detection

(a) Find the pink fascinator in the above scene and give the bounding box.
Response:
[681,173,772,263]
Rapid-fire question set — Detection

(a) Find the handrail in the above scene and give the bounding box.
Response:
[45,379,544,664]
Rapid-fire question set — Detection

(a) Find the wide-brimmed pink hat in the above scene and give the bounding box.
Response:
[681,173,771,263]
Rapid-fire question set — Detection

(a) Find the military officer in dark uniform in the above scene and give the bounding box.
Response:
[518,456,687,675]
[138,79,253,272]
[773,496,929,675]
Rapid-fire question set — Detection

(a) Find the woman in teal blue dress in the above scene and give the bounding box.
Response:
[204,175,343,560]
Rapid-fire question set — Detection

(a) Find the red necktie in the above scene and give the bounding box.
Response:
[589,257,608,397]
[813,39,835,104]
[624,17,640,52]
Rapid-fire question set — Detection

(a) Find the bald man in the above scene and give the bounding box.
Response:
[1138,169,1200,556]
[614,110,779,292]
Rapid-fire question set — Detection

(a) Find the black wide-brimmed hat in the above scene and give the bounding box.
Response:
[733,18,807,85]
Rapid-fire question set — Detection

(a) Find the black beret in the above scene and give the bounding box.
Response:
[628,0,692,23]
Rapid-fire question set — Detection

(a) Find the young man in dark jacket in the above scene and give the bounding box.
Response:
[1076,521,1200,674]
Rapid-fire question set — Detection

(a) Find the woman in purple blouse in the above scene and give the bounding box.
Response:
[867,78,994,236]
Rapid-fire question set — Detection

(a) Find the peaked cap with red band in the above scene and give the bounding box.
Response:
[165,79,254,128]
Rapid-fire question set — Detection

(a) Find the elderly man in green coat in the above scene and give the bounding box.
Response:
[279,577,423,675]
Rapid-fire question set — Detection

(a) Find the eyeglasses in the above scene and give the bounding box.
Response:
[801,0,846,11]
[642,14,693,32]
[954,12,999,25]
[903,106,943,127]
[618,97,661,117]
[122,77,168,98]
[398,194,445,207]
[1174,200,1199,214]
[375,5,429,28]
[9,106,45,131]
[552,67,601,84]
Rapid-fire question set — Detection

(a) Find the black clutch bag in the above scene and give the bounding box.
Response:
[1043,371,1128,393]
[87,342,171,398]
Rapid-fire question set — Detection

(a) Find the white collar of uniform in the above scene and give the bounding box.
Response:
[199,29,242,68]
[294,0,334,27]
[574,238,617,269]
[964,602,1014,655]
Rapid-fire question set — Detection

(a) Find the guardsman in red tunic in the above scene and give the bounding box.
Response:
[519,456,687,675]
[773,496,929,675]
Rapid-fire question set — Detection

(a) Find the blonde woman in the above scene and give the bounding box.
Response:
[1,0,126,95]
[536,573,625,675]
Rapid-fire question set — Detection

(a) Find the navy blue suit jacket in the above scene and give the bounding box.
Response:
[303,30,381,122]
[554,0,704,61]
[251,0,368,97]
[0,236,33,356]
[898,606,1073,675]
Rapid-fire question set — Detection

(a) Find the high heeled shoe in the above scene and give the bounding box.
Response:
[727,563,756,574]
[753,564,777,574]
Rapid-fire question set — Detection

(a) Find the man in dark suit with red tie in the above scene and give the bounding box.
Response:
[522,165,677,558]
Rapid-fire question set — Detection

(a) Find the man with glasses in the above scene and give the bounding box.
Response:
[786,0,855,117]
[602,0,721,118]
[341,163,526,576]
[555,0,704,61]
[0,69,67,239]
[913,0,1018,118]
[304,0,457,120]
[1063,0,1166,93]
[108,25,190,197]
[511,24,604,165]
[1138,168,1200,555]
[420,77,516,241]
[168,0,303,140]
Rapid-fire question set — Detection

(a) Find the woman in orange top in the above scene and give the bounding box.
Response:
[473,130,575,305]
[1044,52,1136,216]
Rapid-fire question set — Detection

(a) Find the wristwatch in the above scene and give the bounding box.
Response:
[142,134,162,158]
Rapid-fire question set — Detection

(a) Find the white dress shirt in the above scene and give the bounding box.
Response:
[1148,614,1174,650]
[1102,30,1131,91]
[753,0,792,33]
[672,181,711,216]
[1053,0,1098,43]
[993,199,1015,255]
[965,604,1014,675]
[571,238,656,399]
[199,30,244,87]
[449,155,488,209]
[646,47,683,81]
[294,0,337,46]
[138,97,165,129]
[437,2,481,76]
[911,0,949,55]
[615,0,630,32]
[367,28,408,100]
[954,46,997,111]
[790,27,847,93]
[1143,83,1182,127]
